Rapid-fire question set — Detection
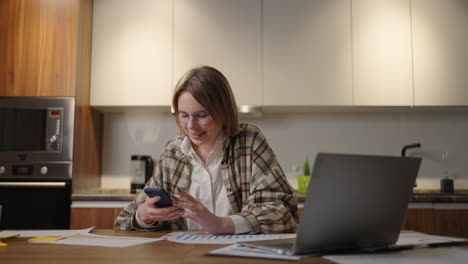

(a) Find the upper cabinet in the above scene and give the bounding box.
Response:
[88,0,468,108]
[263,0,352,106]
[173,0,262,106]
[0,0,79,96]
[90,0,173,106]
[352,0,413,106]
[412,0,468,106]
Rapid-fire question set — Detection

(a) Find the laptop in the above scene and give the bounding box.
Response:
[241,153,422,255]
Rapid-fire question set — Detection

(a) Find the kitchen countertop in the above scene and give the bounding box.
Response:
[72,189,135,201]
[72,189,468,203]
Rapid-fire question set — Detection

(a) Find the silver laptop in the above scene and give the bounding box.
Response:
[241,153,421,255]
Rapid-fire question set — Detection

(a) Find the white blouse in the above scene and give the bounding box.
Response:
[180,135,250,234]
[136,135,251,234]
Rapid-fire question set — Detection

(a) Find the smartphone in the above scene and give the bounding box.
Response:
[143,188,173,208]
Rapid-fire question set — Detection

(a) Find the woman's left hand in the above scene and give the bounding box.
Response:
[172,189,234,235]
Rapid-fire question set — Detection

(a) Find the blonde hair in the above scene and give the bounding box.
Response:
[172,66,239,137]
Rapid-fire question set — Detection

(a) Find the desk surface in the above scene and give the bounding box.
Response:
[1,230,331,264]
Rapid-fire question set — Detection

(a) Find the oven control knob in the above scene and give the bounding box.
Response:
[0,166,5,175]
[40,166,48,175]
[49,135,57,143]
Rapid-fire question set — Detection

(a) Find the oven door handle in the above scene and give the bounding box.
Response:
[0,182,67,188]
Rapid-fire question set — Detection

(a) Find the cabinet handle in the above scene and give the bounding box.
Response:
[0,182,67,188]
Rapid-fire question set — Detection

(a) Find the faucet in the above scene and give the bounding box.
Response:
[401,143,421,157]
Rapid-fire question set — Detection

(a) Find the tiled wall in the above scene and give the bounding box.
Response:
[101,109,468,191]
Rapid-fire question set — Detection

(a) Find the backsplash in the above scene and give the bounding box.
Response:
[100,109,468,191]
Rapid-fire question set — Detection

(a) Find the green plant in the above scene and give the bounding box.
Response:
[303,155,311,176]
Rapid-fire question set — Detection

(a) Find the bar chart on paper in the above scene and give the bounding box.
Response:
[162,232,296,244]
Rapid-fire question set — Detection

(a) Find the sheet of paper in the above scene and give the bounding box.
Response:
[323,233,468,264]
[0,227,94,237]
[208,244,302,261]
[29,232,163,248]
[396,232,467,247]
[323,247,468,264]
[162,231,296,244]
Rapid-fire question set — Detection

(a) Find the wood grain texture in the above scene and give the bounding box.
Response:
[3,230,341,264]
[401,209,435,234]
[434,209,468,238]
[0,0,79,96]
[1,0,103,191]
[70,208,122,229]
[72,0,103,193]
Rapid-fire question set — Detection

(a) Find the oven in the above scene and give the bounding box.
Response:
[0,97,74,229]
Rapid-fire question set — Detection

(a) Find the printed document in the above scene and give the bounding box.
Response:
[208,232,467,261]
[162,231,296,244]
[0,227,94,237]
[30,232,163,248]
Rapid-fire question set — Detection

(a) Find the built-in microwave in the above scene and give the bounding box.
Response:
[0,97,75,165]
[0,97,75,229]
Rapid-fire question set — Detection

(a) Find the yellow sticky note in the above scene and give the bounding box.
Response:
[0,234,20,239]
[28,236,66,242]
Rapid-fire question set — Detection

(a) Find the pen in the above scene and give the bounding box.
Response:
[428,241,464,248]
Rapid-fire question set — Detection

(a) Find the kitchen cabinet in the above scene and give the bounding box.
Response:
[352,0,413,106]
[0,0,79,96]
[434,207,468,238]
[300,205,468,238]
[173,0,262,106]
[401,208,435,234]
[71,208,122,229]
[0,0,103,193]
[402,206,468,238]
[87,0,468,108]
[90,0,173,106]
[412,0,468,106]
[263,0,352,106]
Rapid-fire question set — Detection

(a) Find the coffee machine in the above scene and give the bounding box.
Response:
[130,155,154,193]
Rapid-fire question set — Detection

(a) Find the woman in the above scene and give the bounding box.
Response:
[115,66,298,234]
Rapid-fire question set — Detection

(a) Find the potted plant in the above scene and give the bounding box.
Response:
[297,156,311,195]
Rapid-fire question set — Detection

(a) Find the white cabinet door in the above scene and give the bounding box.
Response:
[412,0,468,106]
[263,0,353,106]
[173,0,262,106]
[91,0,173,106]
[352,0,413,106]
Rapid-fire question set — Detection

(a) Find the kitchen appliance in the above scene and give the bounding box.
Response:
[440,151,454,193]
[0,97,75,229]
[440,176,454,193]
[130,155,154,193]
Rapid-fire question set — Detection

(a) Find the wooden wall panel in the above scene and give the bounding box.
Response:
[0,0,79,96]
[1,0,103,192]
[72,0,103,193]
[70,208,122,229]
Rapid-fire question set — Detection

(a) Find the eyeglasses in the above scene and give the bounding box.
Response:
[176,110,212,125]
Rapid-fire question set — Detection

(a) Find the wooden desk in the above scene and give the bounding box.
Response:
[1,230,331,264]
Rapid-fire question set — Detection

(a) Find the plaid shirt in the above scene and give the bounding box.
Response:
[115,123,298,234]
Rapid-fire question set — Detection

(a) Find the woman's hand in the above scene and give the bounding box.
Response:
[172,189,235,235]
[137,196,182,224]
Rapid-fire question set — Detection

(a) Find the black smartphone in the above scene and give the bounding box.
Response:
[143,188,173,208]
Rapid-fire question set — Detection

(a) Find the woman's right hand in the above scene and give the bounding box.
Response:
[137,196,182,224]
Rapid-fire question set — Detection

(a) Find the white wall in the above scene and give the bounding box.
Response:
[101,110,468,191]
